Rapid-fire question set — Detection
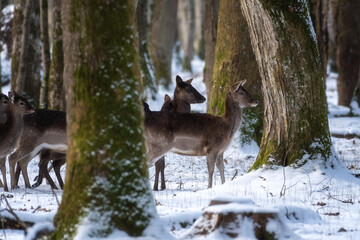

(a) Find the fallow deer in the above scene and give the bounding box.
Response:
[8,91,67,190]
[0,93,34,191]
[145,80,258,188]
[30,149,66,189]
[150,75,206,191]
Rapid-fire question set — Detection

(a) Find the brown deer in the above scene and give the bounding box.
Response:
[30,149,66,189]
[0,93,34,191]
[145,80,258,188]
[149,75,206,191]
[8,91,67,190]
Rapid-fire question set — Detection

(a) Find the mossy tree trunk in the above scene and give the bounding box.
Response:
[39,0,51,109]
[240,0,332,169]
[13,0,41,107]
[178,0,195,72]
[48,0,64,111]
[336,1,360,107]
[203,0,218,109]
[149,0,178,88]
[53,0,156,238]
[209,0,263,145]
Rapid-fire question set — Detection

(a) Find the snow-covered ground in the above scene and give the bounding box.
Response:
[1,57,360,239]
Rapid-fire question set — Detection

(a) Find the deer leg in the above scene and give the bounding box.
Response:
[146,144,172,166]
[14,163,21,187]
[153,156,166,191]
[9,142,34,189]
[53,157,66,189]
[0,157,8,192]
[19,157,32,188]
[153,160,160,191]
[206,153,217,188]
[160,157,166,190]
[215,153,225,184]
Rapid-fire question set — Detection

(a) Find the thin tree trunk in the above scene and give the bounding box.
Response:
[312,0,329,79]
[336,1,360,106]
[328,0,338,72]
[53,0,156,238]
[14,0,41,107]
[203,0,218,109]
[39,0,51,109]
[11,0,25,90]
[149,0,178,88]
[209,0,263,145]
[178,0,195,72]
[137,0,157,99]
[48,0,64,111]
[240,0,333,168]
[194,0,204,59]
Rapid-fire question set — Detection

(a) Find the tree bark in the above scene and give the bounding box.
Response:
[240,0,332,168]
[14,0,41,107]
[53,0,156,238]
[209,0,263,145]
[178,0,195,72]
[149,0,178,88]
[336,1,360,106]
[39,0,51,109]
[203,0,218,109]
[47,0,64,111]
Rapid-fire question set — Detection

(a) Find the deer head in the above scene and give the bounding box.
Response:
[0,94,10,125]
[8,91,35,115]
[160,94,175,112]
[230,80,258,108]
[175,75,206,104]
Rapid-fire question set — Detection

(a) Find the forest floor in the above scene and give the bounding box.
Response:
[0,57,360,239]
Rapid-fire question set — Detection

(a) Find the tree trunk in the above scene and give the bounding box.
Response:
[194,0,204,59]
[203,0,218,109]
[240,0,332,168]
[328,0,338,72]
[310,0,329,79]
[336,1,360,106]
[39,0,51,109]
[136,0,157,99]
[178,0,195,72]
[53,0,156,238]
[47,0,64,111]
[14,0,41,107]
[11,0,25,91]
[209,0,263,145]
[149,0,178,88]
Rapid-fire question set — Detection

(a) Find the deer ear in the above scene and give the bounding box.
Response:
[8,91,15,102]
[185,78,193,84]
[240,79,247,86]
[176,75,183,86]
[164,94,171,102]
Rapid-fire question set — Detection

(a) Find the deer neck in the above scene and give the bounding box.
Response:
[8,109,26,146]
[173,96,191,113]
[224,94,242,138]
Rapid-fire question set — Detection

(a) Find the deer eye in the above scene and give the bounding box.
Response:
[3,100,8,104]
[20,102,25,105]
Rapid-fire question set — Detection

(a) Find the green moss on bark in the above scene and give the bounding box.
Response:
[53,1,155,239]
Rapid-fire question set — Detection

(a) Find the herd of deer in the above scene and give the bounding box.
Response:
[0,76,257,192]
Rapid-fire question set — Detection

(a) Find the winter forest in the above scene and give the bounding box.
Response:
[0,0,360,239]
